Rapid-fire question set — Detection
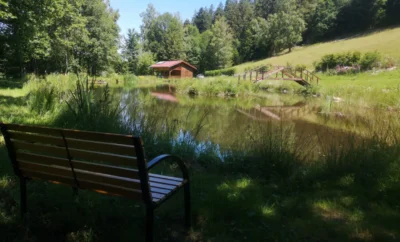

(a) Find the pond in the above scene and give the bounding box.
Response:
[108,84,399,160]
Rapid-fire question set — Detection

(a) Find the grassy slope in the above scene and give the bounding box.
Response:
[234,27,400,72]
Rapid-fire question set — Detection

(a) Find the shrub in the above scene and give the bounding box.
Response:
[315,51,391,73]
[258,65,271,73]
[221,68,236,76]
[295,64,307,72]
[360,51,381,70]
[187,87,198,95]
[205,68,236,77]
[381,56,397,69]
[205,70,221,77]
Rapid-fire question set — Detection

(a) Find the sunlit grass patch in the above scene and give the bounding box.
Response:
[66,227,97,242]
[0,176,12,189]
[313,200,347,222]
[261,204,276,217]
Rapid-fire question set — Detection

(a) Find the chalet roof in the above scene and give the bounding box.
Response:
[150,60,197,70]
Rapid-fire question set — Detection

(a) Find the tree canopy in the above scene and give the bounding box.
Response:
[1,0,399,76]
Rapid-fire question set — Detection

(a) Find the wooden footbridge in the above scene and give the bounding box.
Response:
[237,66,320,86]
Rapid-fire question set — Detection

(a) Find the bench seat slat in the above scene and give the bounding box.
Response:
[149,182,176,190]
[18,161,142,190]
[9,132,136,156]
[14,140,66,157]
[150,187,171,195]
[9,131,64,146]
[16,152,140,179]
[22,170,142,200]
[6,124,134,145]
[13,141,137,167]
[149,173,183,182]
[149,175,187,203]
[149,176,182,186]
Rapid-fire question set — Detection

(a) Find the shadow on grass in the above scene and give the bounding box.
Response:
[1,142,399,242]
[0,79,26,89]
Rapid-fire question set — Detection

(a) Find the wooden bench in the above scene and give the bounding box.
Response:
[0,123,191,242]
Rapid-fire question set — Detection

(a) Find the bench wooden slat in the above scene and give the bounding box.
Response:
[69,148,137,167]
[19,161,142,190]
[22,170,142,200]
[5,123,134,145]
[151,193,164,199]
[13,140,67,157]
[149,173,183,182]
[16,151,70,167]
[149,182,177,190]
[9,132,136,156]
[149,176,182,186]
[13,141,137,167]
[73,161,140,180]
[66,139,136,156]
[16,152,140,180]
[150,187,171,195]
[9,131,64,146]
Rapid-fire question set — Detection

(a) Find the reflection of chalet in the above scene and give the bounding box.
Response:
[150,60,197,79]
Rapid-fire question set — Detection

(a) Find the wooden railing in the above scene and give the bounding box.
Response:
[237,66,320,86]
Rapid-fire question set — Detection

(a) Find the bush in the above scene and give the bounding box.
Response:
[205,68,236,77]
[315,52,362,72]
[295,64,307,72]
[314,51,393,73]
[360,51,381,70]
[205,70,221,77]
[381,56,397,69]
[258,65,271,73]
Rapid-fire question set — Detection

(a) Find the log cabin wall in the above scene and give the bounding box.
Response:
[180,64,194,78]
[151,61,196,79]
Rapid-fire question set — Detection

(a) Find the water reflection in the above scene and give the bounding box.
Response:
[110,85,399,156]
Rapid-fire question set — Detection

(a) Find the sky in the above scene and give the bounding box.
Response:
[110,0,221,37]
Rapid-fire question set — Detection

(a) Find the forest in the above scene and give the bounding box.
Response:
[1,0,400,76]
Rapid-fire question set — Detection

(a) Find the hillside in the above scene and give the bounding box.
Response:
[233,27,400,73]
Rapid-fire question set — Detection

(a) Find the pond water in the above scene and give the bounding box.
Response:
[108,85,399,158]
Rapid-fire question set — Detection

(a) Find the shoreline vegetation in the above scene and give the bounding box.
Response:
[131,67,400,110]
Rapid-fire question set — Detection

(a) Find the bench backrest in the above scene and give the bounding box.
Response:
[0,123,153,204]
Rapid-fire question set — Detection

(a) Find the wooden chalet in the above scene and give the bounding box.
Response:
[150,60,197,79]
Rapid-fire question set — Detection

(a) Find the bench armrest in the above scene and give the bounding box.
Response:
[147,154,189,180]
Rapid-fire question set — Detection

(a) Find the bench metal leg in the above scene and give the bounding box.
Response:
[20,177,27,217]
[146,206,154,242]
[184,182,191,228]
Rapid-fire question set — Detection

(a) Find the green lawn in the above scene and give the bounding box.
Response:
[233,27,400,72]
